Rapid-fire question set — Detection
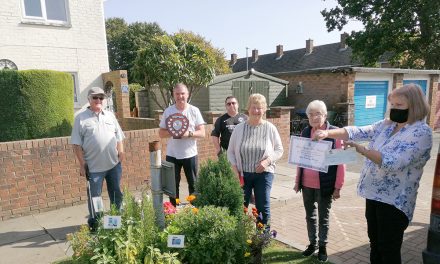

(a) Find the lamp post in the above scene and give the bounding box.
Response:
[246,47,249,71]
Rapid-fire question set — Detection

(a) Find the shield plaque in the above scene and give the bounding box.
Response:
[166,112,189,139]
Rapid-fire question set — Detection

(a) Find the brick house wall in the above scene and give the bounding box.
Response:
[277,72,351,113]
[0,108,291,221]
[0,0,109,111]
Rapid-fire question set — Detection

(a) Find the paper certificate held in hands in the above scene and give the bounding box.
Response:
[324,148,358,165]
[288,136,332,172]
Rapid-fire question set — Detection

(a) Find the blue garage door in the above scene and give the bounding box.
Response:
[354,81,388,126]
[403,80,427,95]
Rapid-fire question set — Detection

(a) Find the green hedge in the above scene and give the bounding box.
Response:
[0,70,74,142]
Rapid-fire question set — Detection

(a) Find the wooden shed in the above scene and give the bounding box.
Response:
[191,69,289,112]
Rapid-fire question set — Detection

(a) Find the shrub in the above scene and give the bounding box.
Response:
[194,154,244,218]
[68,191,159,264]
[0,69,74,142]
[0,70,28,141]
[162,205,245,264]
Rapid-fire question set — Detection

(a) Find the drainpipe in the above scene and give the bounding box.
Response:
[149,141,165,230]
[423,143,440,263]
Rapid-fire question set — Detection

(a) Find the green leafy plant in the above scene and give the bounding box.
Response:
[69,190,159,264]
[194,154,244,218]
[66,225,93,263]
[162,205,245,264]
[144,246,181,264]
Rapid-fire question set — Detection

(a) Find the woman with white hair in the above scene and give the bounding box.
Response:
[294,100,345,262]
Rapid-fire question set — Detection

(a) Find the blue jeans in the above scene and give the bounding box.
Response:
[243,171,273,225]
[87,162,123,225]
[302,187,332,247]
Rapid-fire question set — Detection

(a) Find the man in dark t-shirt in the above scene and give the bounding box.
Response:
[211,96,248,156]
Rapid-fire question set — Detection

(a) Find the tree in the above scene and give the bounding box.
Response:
[132,34,216,110]
[321,0,440,69]
[175,30,231,75]
[105,18,166,80]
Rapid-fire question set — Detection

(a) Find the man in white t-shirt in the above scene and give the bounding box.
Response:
[159,83,206,206]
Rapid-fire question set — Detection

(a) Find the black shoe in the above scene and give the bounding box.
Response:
[302,244,317,257]
[88,219,98,233]
[318,246,328,262]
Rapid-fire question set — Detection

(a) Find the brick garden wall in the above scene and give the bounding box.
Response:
[0,108,291,221]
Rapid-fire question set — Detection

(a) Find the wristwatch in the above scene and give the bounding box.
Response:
[188,131,193,138]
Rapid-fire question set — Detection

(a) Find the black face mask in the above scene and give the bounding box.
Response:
[390,108,409,123]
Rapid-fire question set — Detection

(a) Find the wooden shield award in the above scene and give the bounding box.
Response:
[166,112,189,139]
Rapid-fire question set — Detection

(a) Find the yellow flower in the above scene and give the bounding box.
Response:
[192,207,199,214]
[244,252,251,257]
[176,198,180,205]
[246,239,252,244]
[257,222,264,229]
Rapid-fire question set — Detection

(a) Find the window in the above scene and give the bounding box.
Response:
[70,73,79,104]
[22,0,70,25]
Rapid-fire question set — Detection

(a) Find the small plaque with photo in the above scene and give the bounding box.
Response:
[103,215,122,229]
[167,235,185,248]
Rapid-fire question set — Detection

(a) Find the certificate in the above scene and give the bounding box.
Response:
[288,136,332,172]
[324,148,358,165]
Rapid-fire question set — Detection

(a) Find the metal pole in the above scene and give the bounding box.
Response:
[246,47,249,71]
[149,141,164,230]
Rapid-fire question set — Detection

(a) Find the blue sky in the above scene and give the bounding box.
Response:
[104,0,363,59]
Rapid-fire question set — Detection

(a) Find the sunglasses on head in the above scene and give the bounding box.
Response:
[226,102,237,106]
[92,96,105,100]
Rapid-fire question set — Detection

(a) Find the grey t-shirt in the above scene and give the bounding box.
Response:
[71,108,125,173]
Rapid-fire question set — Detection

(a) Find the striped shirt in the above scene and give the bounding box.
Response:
[240,122,268,172]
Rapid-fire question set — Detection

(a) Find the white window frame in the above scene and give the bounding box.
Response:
[20,0,71,27]
[69,72,80,108]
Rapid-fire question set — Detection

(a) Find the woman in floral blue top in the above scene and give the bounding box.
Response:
[314,83,432,264]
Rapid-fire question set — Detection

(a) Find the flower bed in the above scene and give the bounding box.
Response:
[67,156,277,263]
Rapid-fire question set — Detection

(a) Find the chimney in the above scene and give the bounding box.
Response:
[340,32,348,49]
[230,53,237,65]
[276,45,283,58]
[306,39,314,54]
[252,49,258,62]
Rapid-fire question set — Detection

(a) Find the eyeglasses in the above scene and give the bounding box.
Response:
[307,112,324,118]
[92,96,105,100]
[226,102,237,106]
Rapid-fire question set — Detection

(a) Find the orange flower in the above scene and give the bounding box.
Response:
[244,207,248,213]
[257,222,264,229]
[252,207,258,213]
[192,207,199,214]
[186,194,196,203]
